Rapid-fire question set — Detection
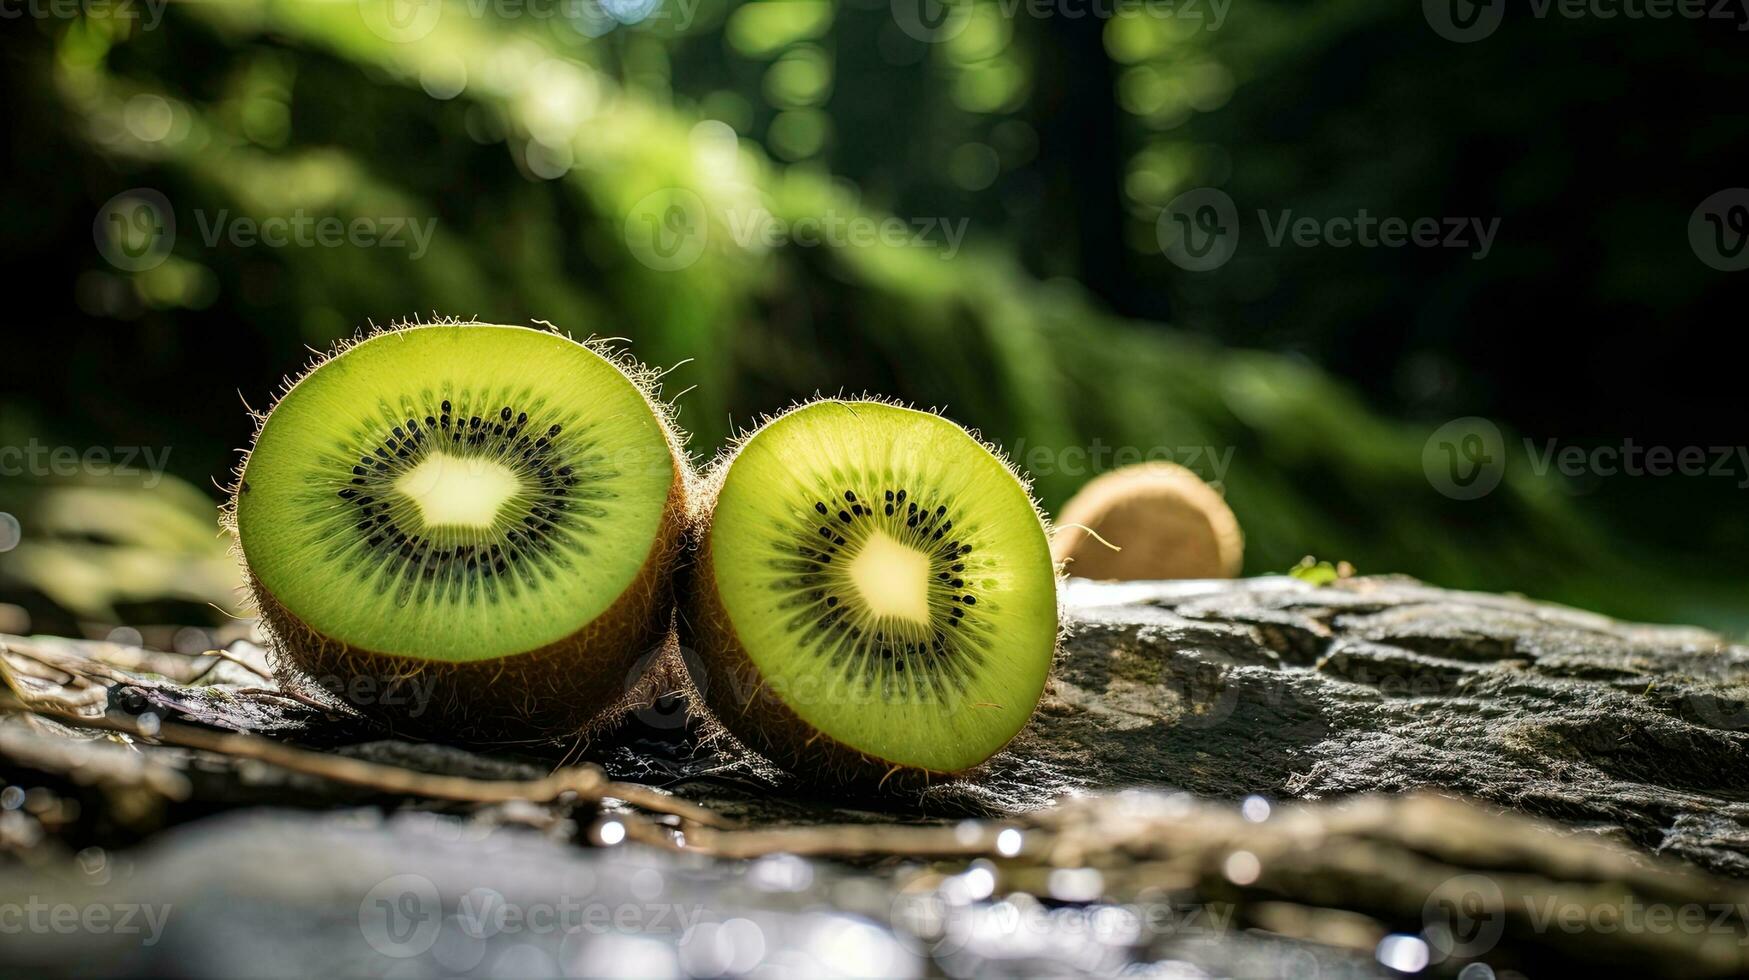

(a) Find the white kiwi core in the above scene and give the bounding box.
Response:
[848,529,932,625]
[395,452,520,529]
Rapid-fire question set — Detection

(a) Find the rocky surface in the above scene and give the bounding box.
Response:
[4,575,1749,978]
[1025,577,1749,874]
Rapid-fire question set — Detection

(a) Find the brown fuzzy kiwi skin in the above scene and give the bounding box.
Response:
[224,317,695,743]
[1051,461,1243,581]
[249,478,685,742]
[677,397,1063,789]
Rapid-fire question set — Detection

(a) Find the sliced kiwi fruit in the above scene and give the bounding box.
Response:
[683,400,1059,783]
[229,322,687,739]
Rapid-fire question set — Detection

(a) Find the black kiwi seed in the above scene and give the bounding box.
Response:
[322,392,615,595]
[764,484,991,700]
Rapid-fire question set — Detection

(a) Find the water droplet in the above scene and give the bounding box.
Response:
[1241,795,1271,822]
[1223,850,1261,886]
[1377,934,1431,973]
[595,819,626,846]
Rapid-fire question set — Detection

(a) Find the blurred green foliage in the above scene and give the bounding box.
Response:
[1,1,1743,636]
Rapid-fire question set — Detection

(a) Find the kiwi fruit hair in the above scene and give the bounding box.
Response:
[1051,461,1242,580]
[681,398,1060,786]
[226,320,689,740]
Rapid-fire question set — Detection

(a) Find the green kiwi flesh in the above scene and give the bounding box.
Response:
[686,400,1058,782]
[231,323,686,738]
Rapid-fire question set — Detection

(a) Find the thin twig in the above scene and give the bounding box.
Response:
[685,822,1008,860]
[0,694,730,829]
[192,646,277,682]
[229,687,343,712]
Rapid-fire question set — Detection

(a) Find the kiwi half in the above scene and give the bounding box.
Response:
[684,400,1058,784]
[229,322,687,739]
[1051,461,1243,580]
